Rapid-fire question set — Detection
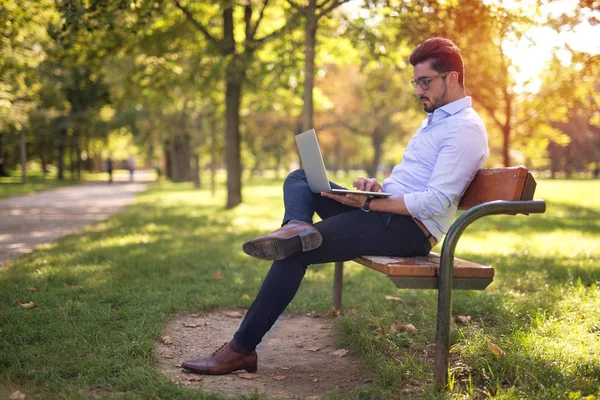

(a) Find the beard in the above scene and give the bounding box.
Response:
[421,83,448,113]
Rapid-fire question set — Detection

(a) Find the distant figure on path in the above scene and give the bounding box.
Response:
[127,155,136,182]
[107,155,114,183]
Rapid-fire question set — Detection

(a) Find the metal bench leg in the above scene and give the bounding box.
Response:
[333,261,344,310]
[434,251,453,389]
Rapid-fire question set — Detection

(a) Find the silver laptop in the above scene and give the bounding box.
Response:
[295,129,391,197]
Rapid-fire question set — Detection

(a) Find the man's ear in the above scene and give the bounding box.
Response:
[448,71,459,87]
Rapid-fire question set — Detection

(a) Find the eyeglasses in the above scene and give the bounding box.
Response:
[411,72,451,90]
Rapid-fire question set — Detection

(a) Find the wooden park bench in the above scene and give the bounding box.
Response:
[330,166,546,388]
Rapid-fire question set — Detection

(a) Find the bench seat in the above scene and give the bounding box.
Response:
[355,254,494,290]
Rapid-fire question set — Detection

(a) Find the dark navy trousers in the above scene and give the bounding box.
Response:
[233,169,431,351]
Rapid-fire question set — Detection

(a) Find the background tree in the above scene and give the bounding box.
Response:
[172,0,297,208]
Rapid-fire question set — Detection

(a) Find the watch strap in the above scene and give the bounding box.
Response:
[361,196,373,212]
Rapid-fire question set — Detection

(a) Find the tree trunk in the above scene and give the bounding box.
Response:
[180,134,191,181]
[502,125,510,167]
[0,133,9,177]
[302,13,318,133]
[40,141,48,178]
[70,135,76,180]
[193,152,201,189]
[225,80,243,208]
[368,126,384,178]
[168,138,180,182]
[20,131,27,184]
[210,119,217,198]
[75,134,82,180]
[57,128,67,180]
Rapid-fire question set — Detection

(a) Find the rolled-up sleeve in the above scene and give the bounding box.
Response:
[404,120,488,219]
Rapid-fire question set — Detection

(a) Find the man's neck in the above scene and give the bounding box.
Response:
[445,90,467,105]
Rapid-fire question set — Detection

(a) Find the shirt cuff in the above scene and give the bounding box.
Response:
[404,192,420,217]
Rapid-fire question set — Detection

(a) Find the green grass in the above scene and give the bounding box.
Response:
[0,177,598,399]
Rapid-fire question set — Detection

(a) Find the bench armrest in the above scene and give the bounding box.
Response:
[442,199,546,265]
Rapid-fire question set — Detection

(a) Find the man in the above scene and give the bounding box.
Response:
[182,37,489,375]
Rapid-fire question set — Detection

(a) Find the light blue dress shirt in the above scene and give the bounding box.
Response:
[381,96,489,242]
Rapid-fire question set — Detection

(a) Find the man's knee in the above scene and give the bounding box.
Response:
[284,169,307,186]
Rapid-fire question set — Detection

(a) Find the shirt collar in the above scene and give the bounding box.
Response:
[426,96,472,126]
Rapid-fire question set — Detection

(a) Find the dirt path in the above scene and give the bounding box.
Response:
[158,310,371,399]
[0,172,152,266]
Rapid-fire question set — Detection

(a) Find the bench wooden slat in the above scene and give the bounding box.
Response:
[458,167,529,209]
[355,253,494,279]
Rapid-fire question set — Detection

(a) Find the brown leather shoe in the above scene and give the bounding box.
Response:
[181,342,257,375]
[242,220,322,261]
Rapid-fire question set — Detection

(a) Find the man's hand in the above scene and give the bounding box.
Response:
[321,192,369,208]
[353,177,383,192]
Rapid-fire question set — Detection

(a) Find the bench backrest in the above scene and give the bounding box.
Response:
[458,167,536,210]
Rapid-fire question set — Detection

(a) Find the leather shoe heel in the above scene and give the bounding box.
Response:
[242,220,322,261]
[299,229,322,252]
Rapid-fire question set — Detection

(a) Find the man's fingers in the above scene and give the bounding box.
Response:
[353,178,365,190]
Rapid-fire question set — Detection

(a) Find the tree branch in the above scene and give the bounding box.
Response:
[286,0,303,12]
[249,0,270,40]
[317,0,349,20]
[172,0,219,48]
[251,13,299,49]
[472,95,505,131]
[244,4,252,40]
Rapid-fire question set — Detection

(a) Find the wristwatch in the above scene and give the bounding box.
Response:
[361,196,373,212]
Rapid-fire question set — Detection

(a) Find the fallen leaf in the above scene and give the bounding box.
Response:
[295,342,304,348]
[487,341,504,358]
[330,349,349,358]
[161,336,173,345]
[237,373,257,380]
[272,375,287,381]
[27,287,37,292]
[326,307,340,317]
[63,283,83,290]
[306,346,320,352]
[182,322,198,328]
[212,272,224,280]
[390,320,417,333]
[385,295,403,301]
[186,375,202,381]
[19,302,36,309]
[10,391,26,400]
[224,311,243,318]
[456,315,471,324]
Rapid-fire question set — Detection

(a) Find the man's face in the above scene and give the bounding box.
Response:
[413,61,449,113]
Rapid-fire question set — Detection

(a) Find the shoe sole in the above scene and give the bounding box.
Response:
[182,364,258,375]
[242,230,323,261]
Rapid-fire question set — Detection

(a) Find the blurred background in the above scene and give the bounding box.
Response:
[0,0,598,207]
